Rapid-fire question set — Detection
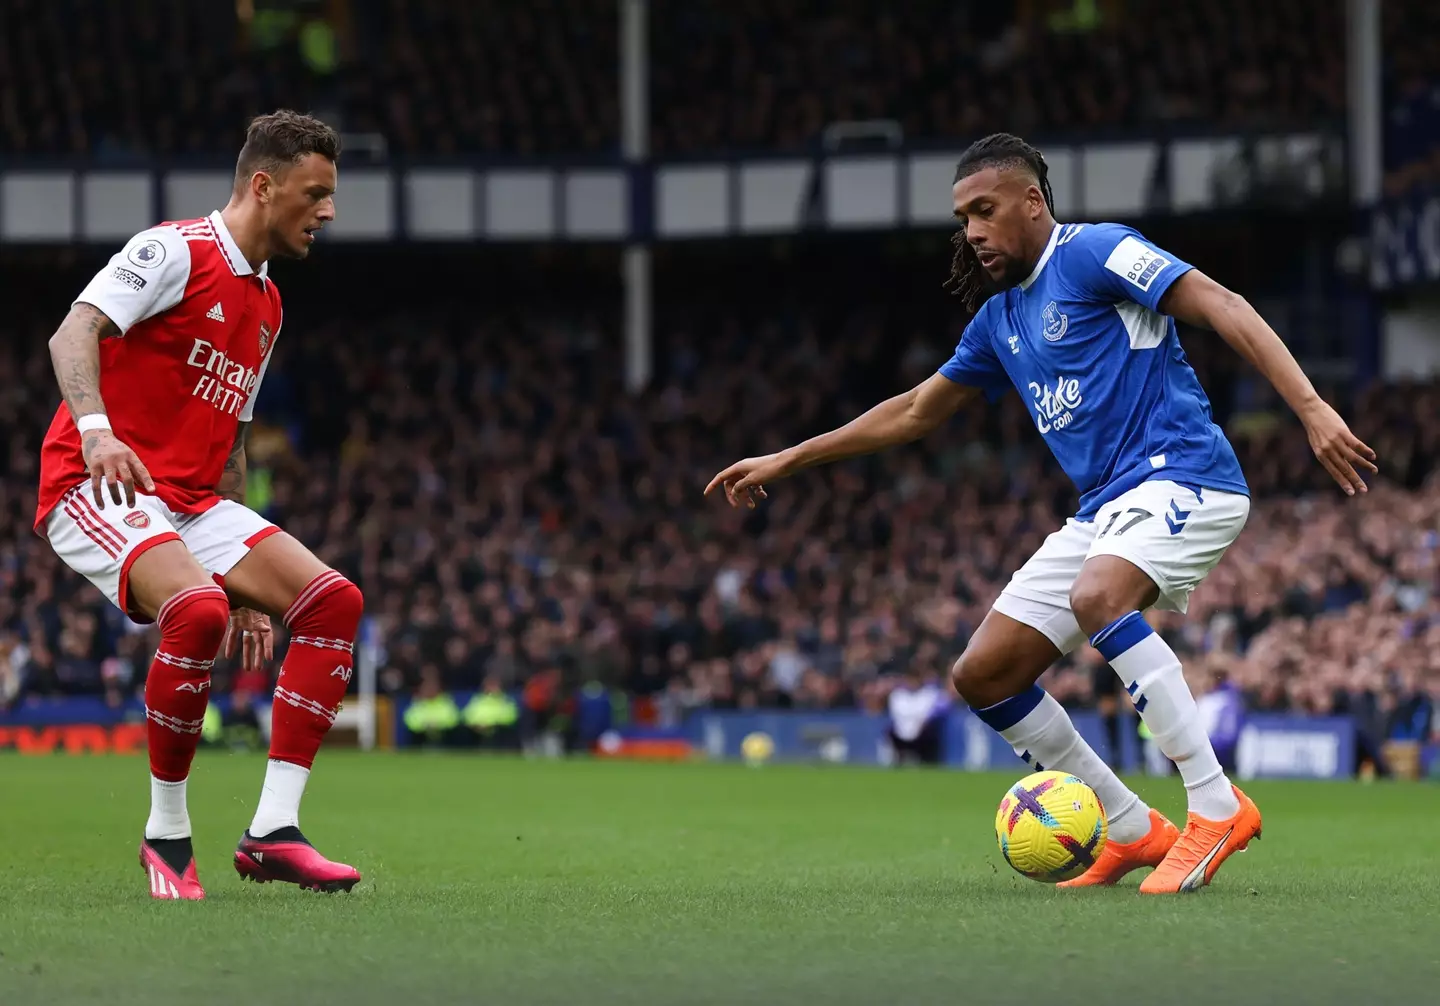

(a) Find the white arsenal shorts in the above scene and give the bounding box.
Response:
[45,483,280,622]
[991,479,1250,655]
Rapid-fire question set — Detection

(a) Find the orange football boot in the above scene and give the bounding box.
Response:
[1057,807,1179,888]
[1139,785,1262,894]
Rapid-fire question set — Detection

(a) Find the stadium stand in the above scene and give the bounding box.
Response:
[1382,0,1440,197]
[2,278,1436,752]
[345,0,618,156]
[0,2,1434,764]
[0,0,1362,158]
[650,0,1345,154]
[0,0,314,158]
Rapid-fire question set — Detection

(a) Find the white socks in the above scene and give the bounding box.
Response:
[977,686,1152,844]
[145,775,191,841]
[249,759,310,837]
[1092,612,1239,821]
[147,761,314,841]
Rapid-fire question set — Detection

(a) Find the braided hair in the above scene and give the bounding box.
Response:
[942,133,1056,315]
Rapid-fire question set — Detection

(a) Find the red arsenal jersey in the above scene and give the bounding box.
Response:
[36,211,283,530]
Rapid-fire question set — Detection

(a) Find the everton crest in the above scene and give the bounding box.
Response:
[1041,301,1068,342]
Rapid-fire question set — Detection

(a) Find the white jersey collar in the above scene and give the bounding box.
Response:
[209,210,269,281]
[1018,222,1061,291]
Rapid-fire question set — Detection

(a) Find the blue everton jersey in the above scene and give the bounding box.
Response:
[939,222,1248,519]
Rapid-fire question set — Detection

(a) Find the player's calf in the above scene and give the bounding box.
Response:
[269,571,362,768]
[222,534,365,888]
[953,611,1154,846]
[231,570,364,891]
[248,570,363,838]
[1076,558,1240,822]
[145,584,230,827]
[137,578,229,902]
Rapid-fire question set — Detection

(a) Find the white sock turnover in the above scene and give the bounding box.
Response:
[145,774,191,841]
[249,759,310,838]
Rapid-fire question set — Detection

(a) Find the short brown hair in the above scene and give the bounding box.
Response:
[234,110,341,190]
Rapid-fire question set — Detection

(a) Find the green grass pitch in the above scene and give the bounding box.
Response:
[2,753,1437,1006]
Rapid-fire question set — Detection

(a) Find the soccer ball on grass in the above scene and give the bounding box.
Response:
[994,770,1107,882]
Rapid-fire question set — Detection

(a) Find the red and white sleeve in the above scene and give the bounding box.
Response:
[73,226,192,334]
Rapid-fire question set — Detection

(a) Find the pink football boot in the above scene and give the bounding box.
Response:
[233,827,361,893]
[139,838,206,900]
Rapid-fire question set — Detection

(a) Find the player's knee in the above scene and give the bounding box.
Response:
[1068,576,1128,637]
[328,578,364,623]
[950,647,1013,710]
[161,586,231,648]
[1069,557,1160,636]
[191,595,232,647]
[306,576,364,633]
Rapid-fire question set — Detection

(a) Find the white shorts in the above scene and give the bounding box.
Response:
[45,483,280,622]
[992,479,1249,655]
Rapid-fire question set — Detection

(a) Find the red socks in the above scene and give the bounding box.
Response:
[145,572,361,781]
[269,571,364,768]
[146,585,230,782]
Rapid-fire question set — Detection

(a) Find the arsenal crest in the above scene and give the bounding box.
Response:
[259,322,272,355]
[124,511,150,529]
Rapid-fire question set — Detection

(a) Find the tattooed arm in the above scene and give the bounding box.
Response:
[49,302,117,425]
[216,421,250,505]
[49,303,154,508]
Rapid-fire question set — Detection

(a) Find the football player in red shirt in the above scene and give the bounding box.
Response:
[38,111,361,899]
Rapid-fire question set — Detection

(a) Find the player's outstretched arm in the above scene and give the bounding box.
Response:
[705,373,980,509]
[1160,269,1377,496]
[49,303,155,508]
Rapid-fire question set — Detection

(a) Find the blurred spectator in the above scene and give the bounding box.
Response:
[200,686,264,753]
[462,673,520,750]
[403,666,462,748]
[520,665,566,754]
[0,629,25,709]
[1193,665,1244,774]
[886,668,949,765]
[1081,645,1125,767]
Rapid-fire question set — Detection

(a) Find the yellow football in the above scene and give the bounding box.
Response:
[995,770,1108,882]
[740,731,774,767]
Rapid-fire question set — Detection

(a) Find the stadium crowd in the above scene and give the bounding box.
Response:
[1,0,1386,159]
[1383,0,1440,197]
[1,289,1437,756]
[649,0,1345,155]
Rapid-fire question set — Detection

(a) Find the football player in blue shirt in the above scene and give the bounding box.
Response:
[706,133,1376,893]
